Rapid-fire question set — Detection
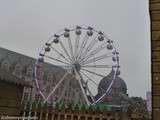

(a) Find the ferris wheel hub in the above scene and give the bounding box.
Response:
[73,62,81,72]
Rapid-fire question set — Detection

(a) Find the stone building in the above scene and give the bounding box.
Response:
[0,47,130,107]
[0,46,150,119]
[0,67,31,115]
[149,0,160,119]
[0,47,86,106]
[95,69,149,118]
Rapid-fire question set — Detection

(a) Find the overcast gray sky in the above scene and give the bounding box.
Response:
[0,0,151,99]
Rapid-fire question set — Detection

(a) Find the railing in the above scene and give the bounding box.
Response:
[21,110,121,120]
[20,101,123,120]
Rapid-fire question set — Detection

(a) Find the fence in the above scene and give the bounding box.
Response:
[20,101,124,120]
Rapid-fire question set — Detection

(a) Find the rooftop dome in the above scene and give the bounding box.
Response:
[96,69,127,101]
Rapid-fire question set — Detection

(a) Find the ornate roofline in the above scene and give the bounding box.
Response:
[0,67,32,87]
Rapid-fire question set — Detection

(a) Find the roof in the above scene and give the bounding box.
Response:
[98,69,127,93]
[0,68,32,87]
[95,69,128,104]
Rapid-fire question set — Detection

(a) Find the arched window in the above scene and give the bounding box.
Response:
[13,63,22,78]
[1,60,10,72]
[26,65,33,78]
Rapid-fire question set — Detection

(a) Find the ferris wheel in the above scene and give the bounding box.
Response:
[35,25,120,105]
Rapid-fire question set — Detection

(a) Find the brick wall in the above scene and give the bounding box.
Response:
[150,0,160,119]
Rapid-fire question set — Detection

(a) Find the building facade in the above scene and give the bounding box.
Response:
[149,0,160,119]
[0,68,31,115]
[0,47,86,105]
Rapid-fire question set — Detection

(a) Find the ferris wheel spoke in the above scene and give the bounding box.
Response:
[43,72,69,104]
[74,68,90,105]
[79,36,98,61]
[74,35,80,61]
[77,34,89,60]
[81,64,115,68]
[50,46,71,63]
[79,42,108,63]
[81,52,113,65]
[58,65,71,69]
[59,41,73,63]
[80,71,106,93]
[57,78,71,103]
[87,88,95,103]
[81,68,106,78]
[44,55,71,65]
[80,79,95,103]
[67,36,74,61]
[79,34,90,58]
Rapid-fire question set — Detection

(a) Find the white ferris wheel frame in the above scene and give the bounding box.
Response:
[34,25,120,105]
